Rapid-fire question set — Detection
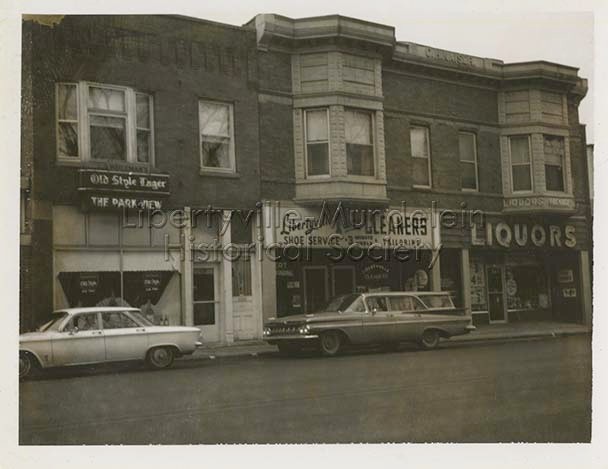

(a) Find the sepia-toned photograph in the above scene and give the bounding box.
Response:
[2,0,605,466]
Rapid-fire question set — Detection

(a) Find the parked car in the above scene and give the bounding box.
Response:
[19,307,203,378]
[263,292,475,356]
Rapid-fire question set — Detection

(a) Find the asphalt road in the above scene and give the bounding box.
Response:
[19,335,591,444]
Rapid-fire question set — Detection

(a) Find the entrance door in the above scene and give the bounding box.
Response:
[193,266,220,342]
[303,266,328,313]
[486,265,507,323]
[332,266,356,297]
[233,257,257,340]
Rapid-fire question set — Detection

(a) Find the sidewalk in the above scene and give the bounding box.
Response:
[186,320,590,361]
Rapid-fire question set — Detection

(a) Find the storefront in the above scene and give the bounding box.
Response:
[263,202,441,316]
[440,215,592,326]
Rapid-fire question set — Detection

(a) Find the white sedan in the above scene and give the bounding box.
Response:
[19,307,203,378]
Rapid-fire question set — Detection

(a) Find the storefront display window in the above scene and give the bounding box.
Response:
[506,265,550,311]
[440,249,462,306]
[469,258,487,312]
[193,268,216,325]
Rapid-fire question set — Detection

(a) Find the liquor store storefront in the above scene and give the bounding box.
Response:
[440,215,592,326]
[264,204,441,317]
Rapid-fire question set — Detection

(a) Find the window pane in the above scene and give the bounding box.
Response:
[202,137,231,168]
[545,164,564,191]
[347,144,374,176]
[102,312,138,329]
[306,110,328,142]
[136,94,151,129]
[461,161,477,190]
[510,136,530,164]
[459,133,475,162]
[137,130,150,163]
[200,102,229,137]
[307,143,329,175]
[410,127,429,158]
[90,116,126,160]
[72,313,99,331]
[512,165,532,191]
[194,303,215,325]
[413,157,430,186]
[58,84,78,120]
[88,87,125,112]
[193,268,215,302]
[58,122,79,157]
[345,111,371,145]
[544,135,565,165]
[232,258,252,297]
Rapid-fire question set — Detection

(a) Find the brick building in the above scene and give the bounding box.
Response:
[20,14,592,341]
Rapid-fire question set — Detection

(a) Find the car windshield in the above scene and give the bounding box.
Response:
[322,294,362,313]
[128,311,155,327]
[38,312,69,332]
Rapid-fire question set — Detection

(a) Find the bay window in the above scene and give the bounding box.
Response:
[544,135,565,192]
[459,132,478,191]
[305,109,330,176]
[509,135,532,192]
[56,82,153,164]
[199,100,235,172]
[345,109,374,176]
[410,126,431,187]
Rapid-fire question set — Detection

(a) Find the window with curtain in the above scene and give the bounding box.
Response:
[509,135,532,192]
[56,82,153,164]
[305,109,329,176]
[544,135,565,192]
[410,126,431,187]
[232,257,252,297]
[199,101,235,171]
[459,132,478,191]
[345,110,374,176]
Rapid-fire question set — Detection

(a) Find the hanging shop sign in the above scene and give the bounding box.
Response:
[267,205,437,250]
[78,169,170,211]
[471,221,576,249]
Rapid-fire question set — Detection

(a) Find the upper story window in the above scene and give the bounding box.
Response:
[459,132,478,191]
[544,135,566,192]
[345,110,374,177]
[199,100,235,173]
[305,109,330,176]
[509,135,532,192]
[56,82,153,164]
[410,126,431,188]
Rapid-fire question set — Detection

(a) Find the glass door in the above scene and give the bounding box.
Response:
[193,266,220,342]
[486,265,507,323]
[303,266,328,313]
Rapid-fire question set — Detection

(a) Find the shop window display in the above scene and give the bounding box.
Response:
[506,265,550,311]
[469,259,487,312]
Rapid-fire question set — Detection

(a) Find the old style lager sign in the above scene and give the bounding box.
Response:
[78,169,170,211]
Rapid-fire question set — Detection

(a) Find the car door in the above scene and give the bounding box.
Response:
[102,311,149,362]
[389,295,423,341]
[51,312,106,366]
[362,296,396,343]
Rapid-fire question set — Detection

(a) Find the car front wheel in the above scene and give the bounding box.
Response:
[319,331,343,357]
[19,352,34,379]
[147,347,175,369]
[419,329,441,350]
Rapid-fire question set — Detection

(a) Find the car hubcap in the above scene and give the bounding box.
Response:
[19,355,30,377]
[322,334,338,352]
[423,331,438,346]
[152,349,170,366]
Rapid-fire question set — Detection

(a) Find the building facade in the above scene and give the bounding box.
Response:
[20,14,592,342]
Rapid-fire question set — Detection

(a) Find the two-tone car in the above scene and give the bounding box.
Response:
[19,307,203,378]
[263,291,475,356]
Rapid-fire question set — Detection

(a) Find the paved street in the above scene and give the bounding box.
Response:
[19,335,591,444]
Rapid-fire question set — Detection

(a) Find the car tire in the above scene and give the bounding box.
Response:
[319,331,342,357]
[418,329,441,350]
[146,347,175,369]
[19,352,35,379]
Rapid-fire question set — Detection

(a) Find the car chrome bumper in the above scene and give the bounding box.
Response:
[265,334,319,342]
[195,341,203,347]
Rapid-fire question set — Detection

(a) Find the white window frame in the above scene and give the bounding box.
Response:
[543,134,567,194]
[199,100,236,174]
[55,81,154,166]
[459,131,479,192]
[304,108,331,178]
[509,135,533,194]
[410,125,432,189]
[345,108,376,178]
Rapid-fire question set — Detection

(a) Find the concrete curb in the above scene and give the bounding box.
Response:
[185,328,589,362]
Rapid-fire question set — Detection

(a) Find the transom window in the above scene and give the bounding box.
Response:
[459,132,478,191]
[304,109,330,176]
[410,126,431,187]
[509,135,532,192]
[345,109,375,176]
[544,135,566,192]
[199,100,235,172]
[56,82,153,164]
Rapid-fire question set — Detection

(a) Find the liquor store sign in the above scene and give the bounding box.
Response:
[78,169,170,211]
